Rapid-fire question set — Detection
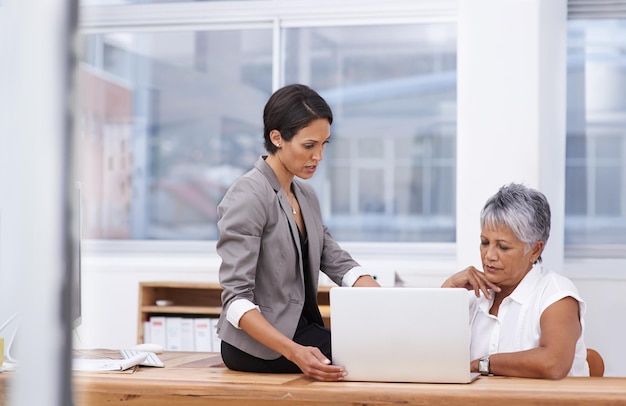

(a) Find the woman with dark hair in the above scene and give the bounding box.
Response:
[443,183,589,379]
[216,84,379,381]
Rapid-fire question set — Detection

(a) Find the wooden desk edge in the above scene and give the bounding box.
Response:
[69,352,626,406]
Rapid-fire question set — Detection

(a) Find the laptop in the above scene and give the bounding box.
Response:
[330,287,479,384]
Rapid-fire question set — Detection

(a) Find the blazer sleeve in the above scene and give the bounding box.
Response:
[320,224,360,286]
[216,175,267,312]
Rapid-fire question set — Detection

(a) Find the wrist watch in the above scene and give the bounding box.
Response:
[478,356,491,376]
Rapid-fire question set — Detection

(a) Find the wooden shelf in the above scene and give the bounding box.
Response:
[138,282,334,345]
[141,305,223,315]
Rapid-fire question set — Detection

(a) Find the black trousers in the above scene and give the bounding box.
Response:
[221,317,331,373]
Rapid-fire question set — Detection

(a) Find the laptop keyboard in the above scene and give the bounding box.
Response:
[119,349,165,368]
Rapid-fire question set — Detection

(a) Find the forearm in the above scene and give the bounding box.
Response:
[476,348,574,380]
[238,306,346,382]
[238,309,300,360]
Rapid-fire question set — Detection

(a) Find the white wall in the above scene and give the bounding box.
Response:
[566,259,626,378]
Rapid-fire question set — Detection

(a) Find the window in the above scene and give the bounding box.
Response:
[76,5,457,243]
[77,28,273,239]
[283,24,456,242]
[565,19,626,246]
[76,1,626,257]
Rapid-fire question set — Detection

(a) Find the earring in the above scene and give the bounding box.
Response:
[275,143,280,148]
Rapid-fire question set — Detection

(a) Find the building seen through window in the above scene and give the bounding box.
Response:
[76,23,458,242]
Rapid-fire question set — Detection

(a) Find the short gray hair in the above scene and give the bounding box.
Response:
[480,183,551,263]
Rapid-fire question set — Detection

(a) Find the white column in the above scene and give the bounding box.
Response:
[0,0,77,405]
[456,0,567,270]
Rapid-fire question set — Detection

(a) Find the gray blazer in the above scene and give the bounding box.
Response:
[216,156,359,360]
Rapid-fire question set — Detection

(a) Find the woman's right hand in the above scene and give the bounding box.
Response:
[442,266,500,299]
[239,310,346,381]
[287,344,347,381]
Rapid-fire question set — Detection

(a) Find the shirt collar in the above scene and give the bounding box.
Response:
[477,263,542,312]
[508,263,542,305]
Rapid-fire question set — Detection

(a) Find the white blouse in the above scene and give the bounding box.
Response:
[469,264,589,376]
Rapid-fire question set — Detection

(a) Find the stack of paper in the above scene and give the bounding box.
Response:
[72,352,148,372]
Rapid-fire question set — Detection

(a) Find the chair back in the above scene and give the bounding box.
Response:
[587,348,604,377]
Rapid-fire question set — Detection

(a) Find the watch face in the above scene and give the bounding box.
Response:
[479,358,490,375]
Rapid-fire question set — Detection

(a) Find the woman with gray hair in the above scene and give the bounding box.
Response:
[442,183,589,379]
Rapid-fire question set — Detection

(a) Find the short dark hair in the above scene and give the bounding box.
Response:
[263,84,333,153]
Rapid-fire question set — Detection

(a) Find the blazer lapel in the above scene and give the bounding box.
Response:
[282,187,302,257]
[292,183,321,283]
[255,156,302,259]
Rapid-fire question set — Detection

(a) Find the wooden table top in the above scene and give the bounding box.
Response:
[2,351,624,406]
[67,351,626,406]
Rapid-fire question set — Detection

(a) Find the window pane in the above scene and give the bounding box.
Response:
[284,24,457,242]
[77,29,273,239]
[359,168,385,213]
[77,22,456,243]
[566,19,626,244]
[595,166,621,215]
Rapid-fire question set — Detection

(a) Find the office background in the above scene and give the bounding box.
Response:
[0,1,625,403]
[76,0,626,375]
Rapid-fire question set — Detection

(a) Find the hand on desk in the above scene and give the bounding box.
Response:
[287,344,347,382]
[239,309,346,381]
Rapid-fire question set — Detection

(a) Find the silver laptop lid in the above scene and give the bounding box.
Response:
[330,287,477,383]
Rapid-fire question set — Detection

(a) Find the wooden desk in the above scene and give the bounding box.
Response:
[70,352,626,406]
[2,352,625,406]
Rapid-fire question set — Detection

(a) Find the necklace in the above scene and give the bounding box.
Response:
[289,194,297,215]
